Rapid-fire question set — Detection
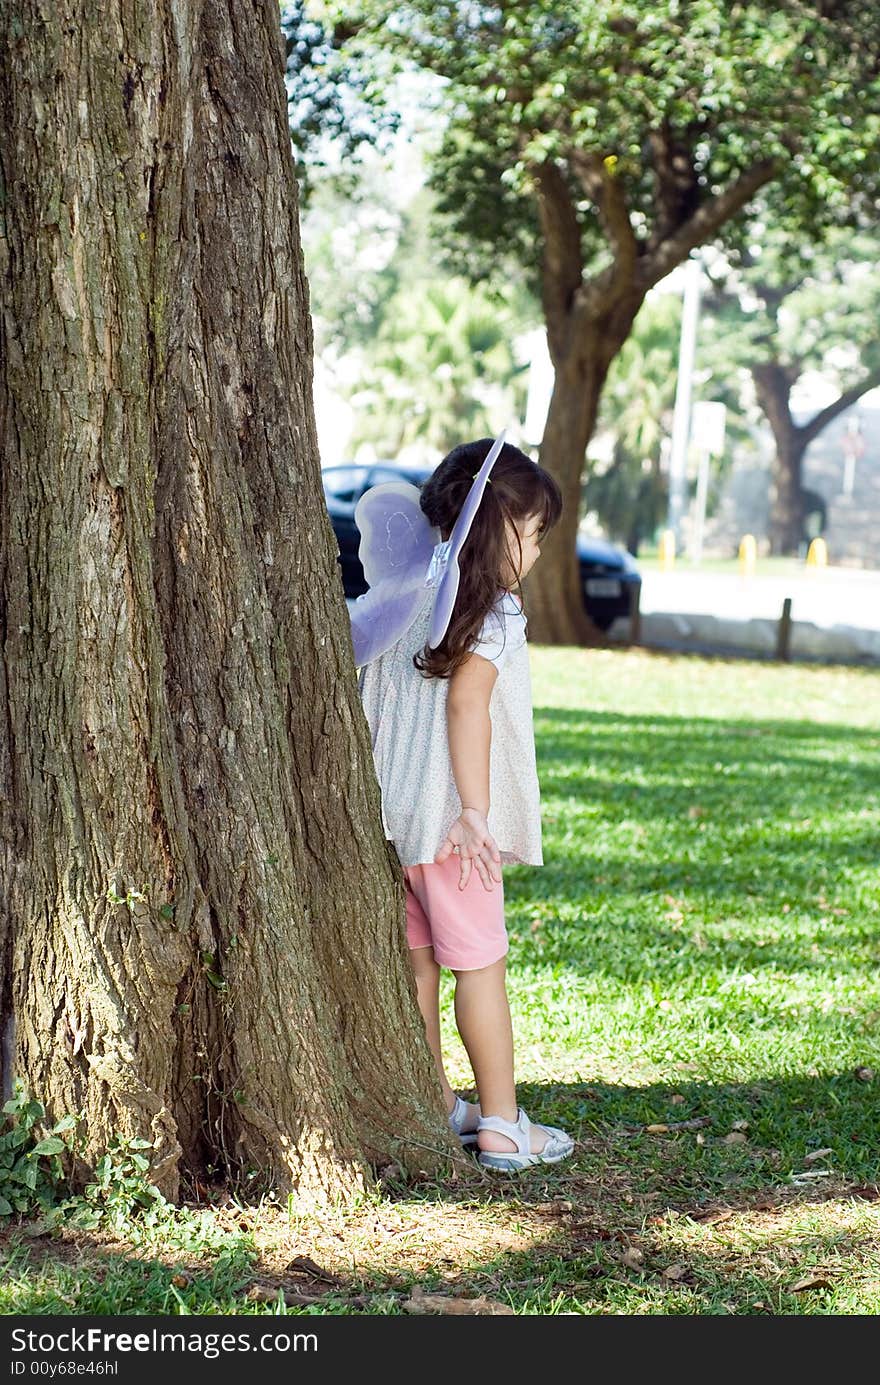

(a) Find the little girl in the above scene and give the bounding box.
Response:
[356,438,573,1171]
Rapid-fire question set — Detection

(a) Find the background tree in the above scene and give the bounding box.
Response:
[282,0,398,202]
[583,289,749,552]
[702,227,880,554]
[348,274,529,459]
[328,0,880,642]
[334,193,532,459]
[583,293,680,553]
[0,0,453,1204]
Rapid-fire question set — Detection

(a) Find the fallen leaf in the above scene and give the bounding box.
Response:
[620,1247,645,1271]
[170,1273,190,1289]
[687,804,706,819]
[695,1132,705,1146]
[645,1123,669,1134]
[285,1256,344,1285]
[661,1262,689,1281]
[789,1274,832,1293]
[691,1208,734,1225]
[803,1148,833,1165]
[855,1066,875,1082]
[669,1094,685,1105]
[403,1287,514,1315]
[722,1131,748,1145]
[732,1120,750,1132]
[667,1116,712,1131]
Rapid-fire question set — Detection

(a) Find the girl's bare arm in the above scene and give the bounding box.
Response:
[436,653,503,890]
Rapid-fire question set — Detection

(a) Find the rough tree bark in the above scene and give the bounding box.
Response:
[0,0,454,1203]
[525,148,778,646]
[753,360,880,555]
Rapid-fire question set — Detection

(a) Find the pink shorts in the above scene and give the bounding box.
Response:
[403,854,508,971]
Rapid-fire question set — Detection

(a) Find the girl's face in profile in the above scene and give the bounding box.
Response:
[503,513,543,586]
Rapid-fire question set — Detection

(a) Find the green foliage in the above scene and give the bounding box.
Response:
[703,226,880,389]
[305,184,536,459]
[348,272,530,459]
[324,1,880,293]
[71,1135,168,1232]
[0,1084,78,1218]
[281,0,399,202]
[301,153,408,354]
[0,1084,168,1234]
[584,290,749,546]
[584,293,681,545]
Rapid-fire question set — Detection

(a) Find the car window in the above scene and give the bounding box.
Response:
[321,467,371,503]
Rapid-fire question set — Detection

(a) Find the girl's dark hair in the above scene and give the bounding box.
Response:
[413,439,562,680]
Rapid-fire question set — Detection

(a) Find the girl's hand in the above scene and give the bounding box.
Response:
[435,808,503,892]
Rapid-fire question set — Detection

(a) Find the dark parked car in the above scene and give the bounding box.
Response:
[322,462,641,632]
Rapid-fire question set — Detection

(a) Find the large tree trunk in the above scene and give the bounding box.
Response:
[528,292,644,645]
[526,154,778,644]
[528,352,610,645]
[0,0,452,1204]
[753,363,807,556]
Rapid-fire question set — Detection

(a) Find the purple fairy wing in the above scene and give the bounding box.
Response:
[427,432,506,649]
[356,482,437,587]
[349,574,432,670]
[348,481,440,668]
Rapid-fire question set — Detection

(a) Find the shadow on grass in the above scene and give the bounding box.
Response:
[2,1076,877,1315]
[534,708,880,817]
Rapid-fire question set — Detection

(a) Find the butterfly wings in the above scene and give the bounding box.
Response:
[348,434,507,669]
[349,482,439,668]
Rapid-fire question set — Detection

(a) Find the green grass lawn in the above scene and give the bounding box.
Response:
[2,649,879,1315]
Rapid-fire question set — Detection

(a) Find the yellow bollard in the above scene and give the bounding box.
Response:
[658,528,676,570]
[739,533,757,577]
[806,536,828,567]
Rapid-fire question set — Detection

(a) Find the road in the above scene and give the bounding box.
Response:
[639,565,880,632]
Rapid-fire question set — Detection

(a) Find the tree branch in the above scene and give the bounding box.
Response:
[641,159,780,289]
[646,125,701,253]
[569,149,638,281]
[532,160,584,360]
[798,364,880,446]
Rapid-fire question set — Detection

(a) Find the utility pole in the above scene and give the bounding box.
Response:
[666,254,703,547]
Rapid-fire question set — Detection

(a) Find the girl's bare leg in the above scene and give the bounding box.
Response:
[452,956,551,1154]
[409,945,478,1130]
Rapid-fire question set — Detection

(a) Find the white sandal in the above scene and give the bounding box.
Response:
[477,1107,574,1171]
[449,1094,480,1147]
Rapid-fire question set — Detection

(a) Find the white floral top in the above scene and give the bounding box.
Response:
[357,587,543,867]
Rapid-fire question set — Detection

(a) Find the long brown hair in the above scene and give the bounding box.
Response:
[413,439,562,680]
